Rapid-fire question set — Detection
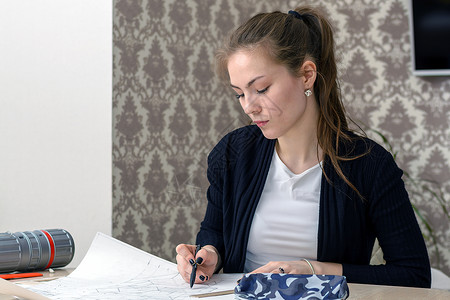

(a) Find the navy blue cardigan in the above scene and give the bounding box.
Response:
[197,125,431,288]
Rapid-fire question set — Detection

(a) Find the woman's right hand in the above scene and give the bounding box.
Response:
[176,244,219,284]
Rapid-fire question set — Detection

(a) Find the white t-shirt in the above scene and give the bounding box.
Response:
[244,149,322,273]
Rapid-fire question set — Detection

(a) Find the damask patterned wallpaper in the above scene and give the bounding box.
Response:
[112,0,450,275]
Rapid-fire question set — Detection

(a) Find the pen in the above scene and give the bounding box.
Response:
[0,273,43,280]
[190,244,201,288]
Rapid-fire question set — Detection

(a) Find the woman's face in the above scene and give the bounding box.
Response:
[227,49,315,140]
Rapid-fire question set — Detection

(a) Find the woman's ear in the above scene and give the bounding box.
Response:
[300,60,317,88]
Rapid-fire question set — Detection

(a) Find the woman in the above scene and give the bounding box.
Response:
[176,6,431,288]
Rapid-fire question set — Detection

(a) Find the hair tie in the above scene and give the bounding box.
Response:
[288,10,303,20]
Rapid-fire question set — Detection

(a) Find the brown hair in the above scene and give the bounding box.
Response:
[215,6,368,199]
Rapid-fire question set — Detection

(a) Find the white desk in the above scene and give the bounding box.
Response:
[1,269,449,300]
[347,282,450,299]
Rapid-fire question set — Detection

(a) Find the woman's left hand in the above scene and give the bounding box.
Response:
[249,260,315,275]
[248,260,342,276]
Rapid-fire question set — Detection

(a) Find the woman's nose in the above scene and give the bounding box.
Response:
[242,95,261,115]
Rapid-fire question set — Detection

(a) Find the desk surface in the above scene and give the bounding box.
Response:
[1,269,449,300]
[347,282,450,299]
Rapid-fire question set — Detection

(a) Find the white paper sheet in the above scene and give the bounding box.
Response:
[19,233,241,299]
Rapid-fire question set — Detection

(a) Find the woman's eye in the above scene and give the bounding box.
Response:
[257,86,269,94]
[235,93,244,100]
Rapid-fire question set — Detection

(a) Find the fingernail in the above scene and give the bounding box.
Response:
[189,259,195,265]
[196,257,203,264]
[199,275,205,281]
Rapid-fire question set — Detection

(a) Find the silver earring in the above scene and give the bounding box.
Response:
[305,89,312,97]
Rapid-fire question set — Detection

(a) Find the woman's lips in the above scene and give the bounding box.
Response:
[254,120,269,127]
